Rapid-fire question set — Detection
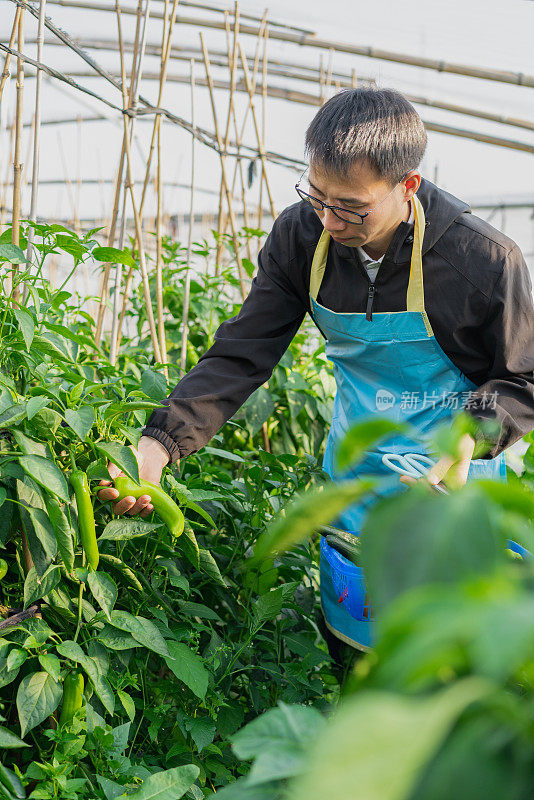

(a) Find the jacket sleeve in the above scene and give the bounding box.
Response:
[465,243,534,458]
[142,222,307,461]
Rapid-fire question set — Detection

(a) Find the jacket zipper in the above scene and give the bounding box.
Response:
[366,283,376,321]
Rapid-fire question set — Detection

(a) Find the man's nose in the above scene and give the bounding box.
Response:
[321,208,347,232]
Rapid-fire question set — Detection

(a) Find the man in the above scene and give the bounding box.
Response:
[99,87,534,652]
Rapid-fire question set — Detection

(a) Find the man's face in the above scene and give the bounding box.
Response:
[306,160,419,249]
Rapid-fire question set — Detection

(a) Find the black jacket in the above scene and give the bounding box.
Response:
[144,178,534,462]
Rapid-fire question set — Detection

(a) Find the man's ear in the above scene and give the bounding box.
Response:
[403,171,422,201]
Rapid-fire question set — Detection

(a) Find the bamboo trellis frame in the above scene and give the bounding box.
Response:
[37,0,534,89]
[1,0,533,367]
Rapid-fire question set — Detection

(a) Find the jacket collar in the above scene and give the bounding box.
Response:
[332,178,471,265]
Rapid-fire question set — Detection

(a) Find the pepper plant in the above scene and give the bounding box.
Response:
[0,223,338,799]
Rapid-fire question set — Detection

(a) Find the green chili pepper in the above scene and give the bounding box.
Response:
[59,670,84,726]
[70,469,99,570]
[114,476,185,538]
[0,559,7,581]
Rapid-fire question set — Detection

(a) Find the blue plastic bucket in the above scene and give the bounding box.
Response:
[322,535,531,623]
[320,536,372,620]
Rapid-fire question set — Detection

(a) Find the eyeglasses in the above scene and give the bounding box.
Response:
[295,170,410,225]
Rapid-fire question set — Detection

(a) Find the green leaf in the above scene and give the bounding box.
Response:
[13,307,35,350]
[214,781,278,800]
[95,442,139,483]
[232,704,325,787]
[97,625,139,651]
[127,765,200,800]
[32,333,73,362]
[24,565,61,608]
[45,496,76,572]
[98,518,163,542]
[203,446,245,463]
[198,548,225,587]
[117,689,136,722]
[242,387,275,435]
[64,406,95,441]
[181,523,200,570]
[291,679,492,800]
[0,243,24,263]
[253,478,376,564]
[7,648,27,672]
[335,418,407,471]
[38,653,61,682]
[360,486,502,613]
[141,369,168,401]
[185,716,216,753]
[18,455,70,503]
[253,586,288,625]
[87,571,117,621]
[16,671,62,738]
[164,641,209,699]
[0,403,26,427]
[31,406,62,437]
[0,725,30,749]
[0,762,25,799]
[108,611,169,657]
[12,429,49,458]
[56,640,114,715]
[177,601,220,620]
[477,479,534,521]
[92,246,136,267]
[96,775,127,800]
[23,506,58,578]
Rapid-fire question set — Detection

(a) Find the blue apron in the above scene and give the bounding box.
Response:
[309,194,506,650]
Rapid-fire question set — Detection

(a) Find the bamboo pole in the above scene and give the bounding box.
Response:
[229,12,267,262]
[38,36,377,92]
[46,54,534,137]
[20,112,34,201]
[154,0,170,379]
[11,8,25,304]
[37,0,534,90]
[25,0,47,275]
[237,41,276,220]
[257,20,268,236]
[110,0,147,365]
[115,0,178,354]
[113,0,152,342]
[45,0,315,36]
[138,0,180,217]
[154,122,168,377]
[0,121,16,228]
[11,44,534,161]
[324,48,334,100]
[0,6,22,106]
[94,0,144,346]
[319,55,325,103]
[215,7,239,270]
[115,2,163,363]
[180,58,195,375]
[200,33,247,299]
[215,5,241,269]
[225,10,266,240]
[10,8,33,574]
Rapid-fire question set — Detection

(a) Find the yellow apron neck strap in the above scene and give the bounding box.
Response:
[406,193,426,313]
[310,228,331,302]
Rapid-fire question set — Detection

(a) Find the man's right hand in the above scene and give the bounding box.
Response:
[97,436,174,517]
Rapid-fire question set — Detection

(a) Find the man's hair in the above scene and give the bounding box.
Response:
[304,87,427,185]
